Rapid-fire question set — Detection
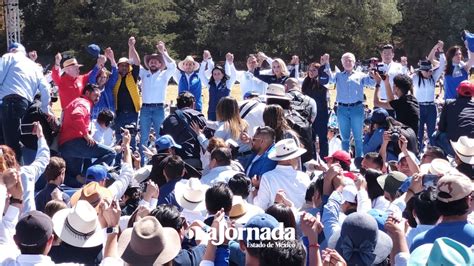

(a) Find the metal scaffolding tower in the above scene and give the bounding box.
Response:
[3,0,20,49]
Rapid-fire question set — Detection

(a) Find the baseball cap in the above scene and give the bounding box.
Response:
[377,171,407,195]
[398,151,420,165]
[369,108,389,124]
[243,213,279,244]
[86,165,108,183]
[15,210,53,247]
[341,185,357,204]
[325,150,351,166]
[437,172,473,203]
[155,135,182,152]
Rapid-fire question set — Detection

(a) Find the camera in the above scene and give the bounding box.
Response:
[360,57,379,73]
[422,174,439,188]
[123,122,138,136]
[376,63,387,80]
[387,127,401,143]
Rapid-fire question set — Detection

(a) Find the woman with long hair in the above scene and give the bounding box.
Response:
[414,42,446,150]
[262,104,301,146]
[192,97,251,164]
[200,53,236,121]
[302,59,330,158]
[443,44,474,100]
[254,57,298,84]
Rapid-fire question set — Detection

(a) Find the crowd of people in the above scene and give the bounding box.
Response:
[0,35,473,266]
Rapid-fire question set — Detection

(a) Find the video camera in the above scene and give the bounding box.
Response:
[387,126,401,143]
[123,122,139,136]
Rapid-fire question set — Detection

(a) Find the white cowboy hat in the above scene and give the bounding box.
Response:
[52,200,104,248]
[265,83,291,100]
[178,55,200,72]
[451,136,474,164]
[174,178,209,212]
[118,216,181,265]
[268,138,307,161]
[229,195,264,225]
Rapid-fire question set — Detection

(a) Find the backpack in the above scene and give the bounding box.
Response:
[285,109,314,163]
[287,90,312,123]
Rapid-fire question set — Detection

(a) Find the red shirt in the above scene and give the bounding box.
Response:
[52,67,90,109]
[59,97,92,146]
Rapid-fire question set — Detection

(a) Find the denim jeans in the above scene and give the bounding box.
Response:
[313,109,329,158]
[418,104,437,151]
[337,104,364,158]
[59,138,116,188]
[114,111,138,147]
[139,105,165,164]
[1,96,30,163]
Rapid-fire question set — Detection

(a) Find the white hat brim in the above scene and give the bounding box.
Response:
[451,140,474,164]
[268,148,307,161]
[178,60,200,72]
[174,180,209,212]
[234,204,264,225]
[52,208,104,248]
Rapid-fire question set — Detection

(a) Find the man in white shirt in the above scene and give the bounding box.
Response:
[138,41,176,161]
[225,53,274,98]
[378,44,404,100]
[92,109,116,148]
[253,138,311,210]
[201,147,241,185]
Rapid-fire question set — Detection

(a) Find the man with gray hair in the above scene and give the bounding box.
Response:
[0,43,52,161]
[325,52,376,159]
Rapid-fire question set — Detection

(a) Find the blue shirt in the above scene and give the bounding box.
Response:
[363,128,385,154]
[245,144,277,178]
[0,52,51,113]
[88,65,119,119]
[410,221,474,251]
[158,178,181,205]
[444,67,468,100]
[329,70,375,104]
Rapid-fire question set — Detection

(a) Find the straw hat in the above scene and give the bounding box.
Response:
[52,200,104,248]
[63,58,83,68]
[268,138,307,161]
[174,178,209,212]
[144,53,164,70]
[70,182,113,209]
[118,216,181,265]
[451,136,474,164]
[265,84,291,100]
[229,196,264,225]
[178,55,200,71]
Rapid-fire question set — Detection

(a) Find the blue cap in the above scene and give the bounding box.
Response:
[410,237,474,265]
[243,213,279,243]
[155,135,182,152]
[370,108,389,124]
[8,42,26,54]
[464,30,474,53]
[367,209,388,231]
[87,44,101,58]
[85,165,108,183]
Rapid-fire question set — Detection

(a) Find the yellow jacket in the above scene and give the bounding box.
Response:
[113,70,141,113]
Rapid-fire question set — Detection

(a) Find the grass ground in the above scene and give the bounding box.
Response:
[52,83,445,116]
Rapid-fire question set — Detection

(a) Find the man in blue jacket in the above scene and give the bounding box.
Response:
[245,126,277,179]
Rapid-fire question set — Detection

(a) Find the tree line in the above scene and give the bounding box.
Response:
[7,0,474,70]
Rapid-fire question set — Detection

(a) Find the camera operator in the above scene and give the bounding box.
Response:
[376,44,405,102]
[373,72,420,138]
[363,108,389,155]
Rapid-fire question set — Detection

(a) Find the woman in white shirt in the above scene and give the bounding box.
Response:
[413,42,446,151]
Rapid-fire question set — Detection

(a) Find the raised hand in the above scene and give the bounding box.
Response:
[104,47,115,60]
[225,52,234,63]
[55,52,62,65]
[156,41,166,53]
[203,50,212,61]
[128,36,136,47]
[97,54,107,67]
